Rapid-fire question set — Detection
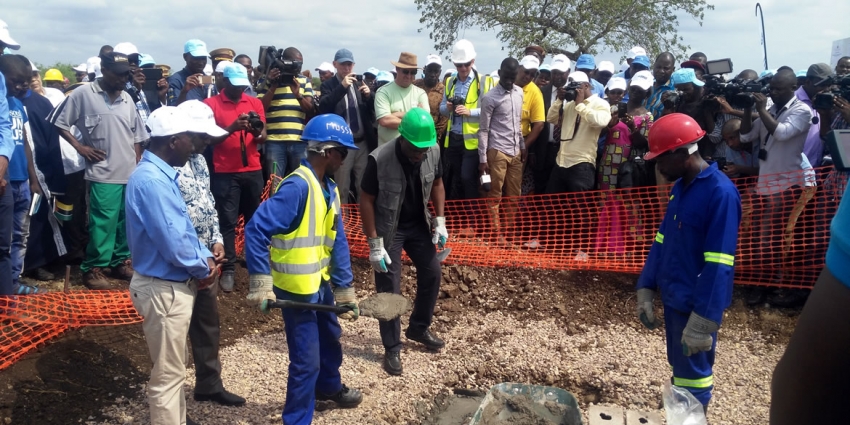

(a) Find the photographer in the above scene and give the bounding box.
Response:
[798,63,834,167]
[662,68,716,157]
[167,39,211,106]
[203,63,267,292]
[259,47,315,177]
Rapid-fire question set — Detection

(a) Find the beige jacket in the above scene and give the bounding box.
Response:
[546,94,611,169]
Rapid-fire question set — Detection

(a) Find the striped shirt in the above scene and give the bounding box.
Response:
[259,76,313,142]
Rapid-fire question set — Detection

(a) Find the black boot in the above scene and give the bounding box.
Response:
[383,350,403,376]
[316,384,363,408]
[405,328,445,350]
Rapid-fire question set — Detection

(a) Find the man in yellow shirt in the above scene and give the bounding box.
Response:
[516,56,545,159]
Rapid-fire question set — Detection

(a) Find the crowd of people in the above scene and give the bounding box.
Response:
[3,16,850,425]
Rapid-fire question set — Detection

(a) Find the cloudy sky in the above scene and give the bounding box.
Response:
[4,0,849,77]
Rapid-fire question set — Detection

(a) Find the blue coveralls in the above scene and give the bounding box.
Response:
[637,162,741,405]
[244,160,354,425]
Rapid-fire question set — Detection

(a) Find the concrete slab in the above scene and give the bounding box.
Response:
[625,409,663,425]
[588,405,625,425]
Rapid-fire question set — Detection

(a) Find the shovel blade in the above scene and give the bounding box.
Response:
[359,293,413,320]
[436,247,452,263]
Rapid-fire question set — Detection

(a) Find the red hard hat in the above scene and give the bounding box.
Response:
[644,113,706,160]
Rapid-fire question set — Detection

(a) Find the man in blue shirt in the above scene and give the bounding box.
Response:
[167,39,211,106]
[244,114,363,425]
[635,113,741,415]
[644,53,676,119]
[126,106,217,425]
[0,67,20,295]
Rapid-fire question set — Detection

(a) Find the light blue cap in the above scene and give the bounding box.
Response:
[223,62,250,87]
[632,55,651,68]
[539,64,551,72]
[671,68,705,87]
[760,69,776,79]
[2,47,11,55]
[795,70,808,78]
[364,67,380,76]
[575,54,595,70]
[138,53,155,67]
[183,39,209,57]
[376,70,393,83]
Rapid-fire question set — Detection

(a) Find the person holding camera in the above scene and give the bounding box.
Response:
[317,48,375,204]
[799,63,834,167]
[259,47,315,178]
[203,63,267,292]
[644,52,676,119]
[661,68,717,157]
[167,39,212,106]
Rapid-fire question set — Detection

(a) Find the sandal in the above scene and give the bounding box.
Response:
[13,284,47,295]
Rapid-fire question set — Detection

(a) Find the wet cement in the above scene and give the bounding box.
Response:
[359,293,413,320]
[479,390,577,425]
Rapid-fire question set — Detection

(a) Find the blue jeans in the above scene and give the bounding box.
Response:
[0,182,13,295]
[664,305,716,406]
[10,181,30,287]
[265,142,307,178]
[273,283,343,425]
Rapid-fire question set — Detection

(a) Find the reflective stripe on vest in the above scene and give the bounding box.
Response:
[673,375,714,389]
[269,166,339,295]
[443,72,494,150]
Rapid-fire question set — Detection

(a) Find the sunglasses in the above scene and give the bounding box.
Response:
[399,69,417,75]
[332,147,349,159]
[454,61,472,68]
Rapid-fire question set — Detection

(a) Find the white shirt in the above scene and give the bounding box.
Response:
[740,96,813,195]
[548,89,558,143]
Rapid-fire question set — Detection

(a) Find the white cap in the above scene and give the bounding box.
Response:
[86,56,102,78]
[550,54,571,72]
[214,61,229,74]
[0,19,20,50]
[113,42,139,56]
[606,77,628,91]
[620,61,630,72]
[177,100,228,137]
[519,55,540,70]
[451,39,477,63]
[146,106,193,137]
[29,60,37,73]
[630,70,655,90]
[426,54,442,67]
[203,62,213,76]
[598,61,616,74]
[627,46,647,60]
[569,71,589,83]
[315,62,334,73]
[72,63,87,72]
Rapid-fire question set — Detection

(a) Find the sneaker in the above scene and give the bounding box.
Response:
[316,384,363,408]
[112,259,134,281]
[219,270,235,293]
[26,268,55,281]
[13,283,47,295]
[83,268,111,290]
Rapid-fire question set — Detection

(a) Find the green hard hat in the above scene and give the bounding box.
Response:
[398,108,437,148]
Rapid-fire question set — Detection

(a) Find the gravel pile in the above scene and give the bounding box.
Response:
[93,264,796,425]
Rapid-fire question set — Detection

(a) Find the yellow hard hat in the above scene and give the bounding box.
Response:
[44,69,64,82]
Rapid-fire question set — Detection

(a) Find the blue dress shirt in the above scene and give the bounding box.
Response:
[0,72,16,163]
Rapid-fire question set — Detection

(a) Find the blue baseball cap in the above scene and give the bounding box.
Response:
[223,62,250,87]
[671,68,704,87]
[364,67,380,77]
[334,48,355,63]
[632,55,651,68]
[376,70,393,83]
[575,54,596,71]
[138,53,156,67]
[183,39,209,58]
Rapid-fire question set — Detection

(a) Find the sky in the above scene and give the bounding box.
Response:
[3,0,849,78]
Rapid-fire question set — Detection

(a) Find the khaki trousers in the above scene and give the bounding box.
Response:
[130,273,196,425]
[486,149,523,234]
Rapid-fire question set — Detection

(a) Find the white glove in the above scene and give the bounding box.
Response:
[247,274,275,312]
[368,237,391,273]
[432,216,448,249]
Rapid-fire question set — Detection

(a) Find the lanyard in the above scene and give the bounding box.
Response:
[763,98,798,149]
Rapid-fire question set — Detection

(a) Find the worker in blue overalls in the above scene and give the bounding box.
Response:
[635,113,741,414]
[244,114,363,424]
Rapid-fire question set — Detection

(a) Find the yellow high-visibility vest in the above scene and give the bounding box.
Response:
[444,72,495,150]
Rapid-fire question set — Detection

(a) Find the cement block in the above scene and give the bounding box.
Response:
[625,409,663,425]
[588,405,625,425]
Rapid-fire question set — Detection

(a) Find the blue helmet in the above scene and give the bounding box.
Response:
[301,114,358,150]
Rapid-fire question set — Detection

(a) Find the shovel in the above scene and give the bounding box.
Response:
[436,246,452,262]
[262,293,412,320]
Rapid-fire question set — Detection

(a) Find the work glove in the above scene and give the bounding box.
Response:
[247,274,275,313]
[682,312,719,356]
[432,216,448,249]
[368,237,391,273]
[636,288,661,329]
[332,286,359,321]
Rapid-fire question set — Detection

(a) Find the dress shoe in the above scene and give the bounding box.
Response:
[316,384,363,408]
[27,267,55,281]
[194,389,246,407]
[186,415,201,425]
[383,351,402,376]
[112,259,134,280]
[219,270,235,293]
[83,268,110,290]
[405,328,445,350]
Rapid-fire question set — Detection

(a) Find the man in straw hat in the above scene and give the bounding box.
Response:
[374,52,429,146]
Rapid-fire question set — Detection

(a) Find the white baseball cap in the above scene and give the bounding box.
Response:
[177,100,228,137]
[86,56,102,78]
[620,61,630,72]
[146,106,193,137]
[630,70,655,90]
[426,54,442,67]
[627,46,647,60]
[214,61,230,74]
[606,77,628,91]
[72,63,87,73]
[569,71,589,83]
[315,62,334,73]
[519,55,540,70]
[598,61,616,74]
[0,19,20,50]
[550,54,571,72]
[113,42,139,56]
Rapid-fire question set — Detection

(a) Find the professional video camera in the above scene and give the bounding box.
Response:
[258,46,303,85]
[702,58,769,109]
[813,74,850,110]
[562,81,583,102]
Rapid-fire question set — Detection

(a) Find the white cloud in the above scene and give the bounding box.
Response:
[3,0,849,77]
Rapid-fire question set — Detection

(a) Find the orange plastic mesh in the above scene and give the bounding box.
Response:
[0,166,844,371]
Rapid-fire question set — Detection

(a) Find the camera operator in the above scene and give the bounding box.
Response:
[167,39,212,106]
[203,63,267,292]
[114,43,166,122]
[662,68,717,157]
[798,63,834,167]
[259,47,315,177]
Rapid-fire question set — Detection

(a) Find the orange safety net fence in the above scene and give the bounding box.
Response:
[0,166,845,371]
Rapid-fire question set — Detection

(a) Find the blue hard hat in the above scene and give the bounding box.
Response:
[301,114,358,150]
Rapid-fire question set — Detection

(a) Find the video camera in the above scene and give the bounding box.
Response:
[702,58,769,109]
[563,81,583,102]
[813,74,850,110]
[662,90,684,110]
[258,46,303,85]
[447,95,465,116]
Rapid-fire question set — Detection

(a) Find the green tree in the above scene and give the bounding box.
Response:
[32,62,79,82]
[414,0,713,61]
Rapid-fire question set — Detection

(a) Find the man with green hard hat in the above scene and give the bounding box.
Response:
[359,107,448,376]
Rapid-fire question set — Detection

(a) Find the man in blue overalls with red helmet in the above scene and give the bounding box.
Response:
[244,114,363,424]
[636,113,741,414]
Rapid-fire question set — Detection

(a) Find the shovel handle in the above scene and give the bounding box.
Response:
[264,299,354,315]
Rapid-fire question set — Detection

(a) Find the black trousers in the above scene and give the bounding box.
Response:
[60,170,88,258]
[211,171,264,271]
[443,134,480,200]
[374,223,442,352]
[532,143,561,195]
[189,286,223,394]
[545,162,596,194]
[544,162,597,254]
